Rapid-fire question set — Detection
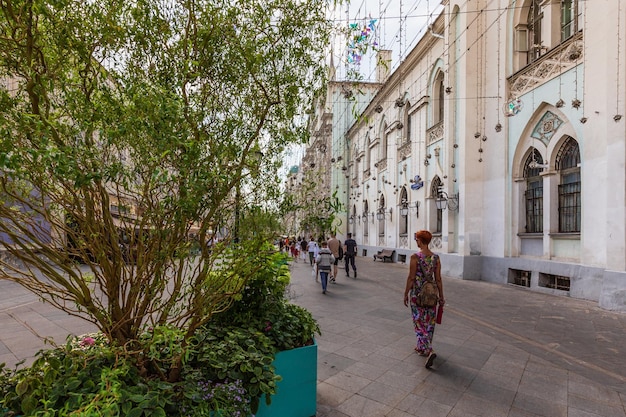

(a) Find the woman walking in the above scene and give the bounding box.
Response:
[403,230,445,369]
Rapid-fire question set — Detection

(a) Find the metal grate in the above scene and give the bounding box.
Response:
[539,273,570,291]
[525,185,543,233]
[509,269,531,287]
[558,181,581,232]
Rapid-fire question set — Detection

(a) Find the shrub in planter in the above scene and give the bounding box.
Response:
[0,251,320,416]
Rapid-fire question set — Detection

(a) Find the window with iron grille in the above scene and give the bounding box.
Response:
[556,137,580,233]
[525,183,543,233]
[524,150,544,233]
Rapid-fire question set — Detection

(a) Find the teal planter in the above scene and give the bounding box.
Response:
[255,340,317,417]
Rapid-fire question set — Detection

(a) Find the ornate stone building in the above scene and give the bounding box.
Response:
[301,0,626,311]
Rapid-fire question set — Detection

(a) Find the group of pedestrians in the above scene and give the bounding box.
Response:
[308,233,358,294]
[290,229,445,369]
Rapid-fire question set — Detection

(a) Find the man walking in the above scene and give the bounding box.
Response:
[327,233,341,282]
[307,236,318,266]
[344,233,357,278]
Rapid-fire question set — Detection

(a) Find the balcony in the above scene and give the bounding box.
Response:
[509,33,583,97]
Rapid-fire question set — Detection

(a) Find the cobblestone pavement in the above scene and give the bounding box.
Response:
[2,255,626,416]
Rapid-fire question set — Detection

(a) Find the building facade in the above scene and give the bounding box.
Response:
[299,0,626,311]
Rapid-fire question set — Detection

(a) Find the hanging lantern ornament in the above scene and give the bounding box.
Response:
[503,97,524,117]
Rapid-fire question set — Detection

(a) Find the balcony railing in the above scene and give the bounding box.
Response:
[509,33,583,97]
[426,121,443,145]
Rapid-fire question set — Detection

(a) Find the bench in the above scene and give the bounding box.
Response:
[373,249,395,262]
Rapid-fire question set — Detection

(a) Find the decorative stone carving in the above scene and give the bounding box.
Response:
[509,34,583,97]
[427,121,444,145]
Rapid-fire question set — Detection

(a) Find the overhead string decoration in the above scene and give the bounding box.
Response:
[346,17,378,66]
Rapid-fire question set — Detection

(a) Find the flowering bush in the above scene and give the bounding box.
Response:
[69,332,109,351]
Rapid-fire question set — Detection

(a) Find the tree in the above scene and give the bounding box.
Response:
[281,166,343,238]
[0,0,335,381]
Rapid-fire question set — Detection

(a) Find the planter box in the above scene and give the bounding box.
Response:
[255,340,317,417]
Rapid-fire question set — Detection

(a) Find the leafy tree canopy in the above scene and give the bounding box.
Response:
[0,0,337,377]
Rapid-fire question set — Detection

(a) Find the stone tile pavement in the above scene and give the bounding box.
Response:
[287,255,626,417]
[1,255,626,416]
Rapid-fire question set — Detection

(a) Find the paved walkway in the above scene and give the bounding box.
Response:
[287,256,626,417]
[2,256,626,417]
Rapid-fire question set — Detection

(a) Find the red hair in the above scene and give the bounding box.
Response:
[414,230,432,245]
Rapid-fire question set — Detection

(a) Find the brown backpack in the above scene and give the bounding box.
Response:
[416,254,439,308]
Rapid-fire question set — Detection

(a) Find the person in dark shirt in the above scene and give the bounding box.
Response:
[343,233,357,278]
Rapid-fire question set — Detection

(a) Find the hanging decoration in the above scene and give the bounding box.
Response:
[346,17,378,66]
[410,175,424,190]
[503,97,524,117]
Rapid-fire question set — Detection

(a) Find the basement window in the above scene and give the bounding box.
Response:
[509,269,531,287]
[539,273,570,291]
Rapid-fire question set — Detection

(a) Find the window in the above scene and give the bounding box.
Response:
[406,110,412,144]
[365,134,371,171]
[399,188,408,236]
[378,195,386,237]
[556,137,580,232]
[431,177,443,234]
[433,72,445,124]
[561,0,580,41]
[363,201,369,237]
[524,149,544,233]
[382,132,388,160]
[528,0,544,62]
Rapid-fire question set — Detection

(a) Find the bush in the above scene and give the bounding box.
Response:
[0,249,320,416]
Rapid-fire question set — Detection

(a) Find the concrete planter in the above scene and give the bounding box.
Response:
[255,340,318,417]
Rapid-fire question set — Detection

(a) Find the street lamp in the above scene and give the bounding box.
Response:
[436,187,459,211]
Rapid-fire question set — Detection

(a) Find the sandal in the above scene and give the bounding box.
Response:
[425,352,437,369]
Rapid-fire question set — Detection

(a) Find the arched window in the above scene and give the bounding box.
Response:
[433,71,445,124]
[523,149,544,233]
[528,0,544,62]
[351,205,357,235]
[556,137,580,232]
[405,104,412,145]
[365,134,371,172]
[378,195,386,237]
[363,201,369,237]
[399,187,409,236]
[431,177,443,234]
[382,131,388,161]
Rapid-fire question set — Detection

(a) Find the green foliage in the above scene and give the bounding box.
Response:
[0,248,320,416]
[0,0,334,354]
[0,339,178,416]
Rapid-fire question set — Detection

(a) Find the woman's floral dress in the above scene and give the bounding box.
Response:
[409,252,439,354]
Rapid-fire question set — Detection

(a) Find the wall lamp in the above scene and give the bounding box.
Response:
[362,212,369,223]
[435,187,459,211]
[376,207,393,221]
[399,200,420,218]
[349,215,355,224]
